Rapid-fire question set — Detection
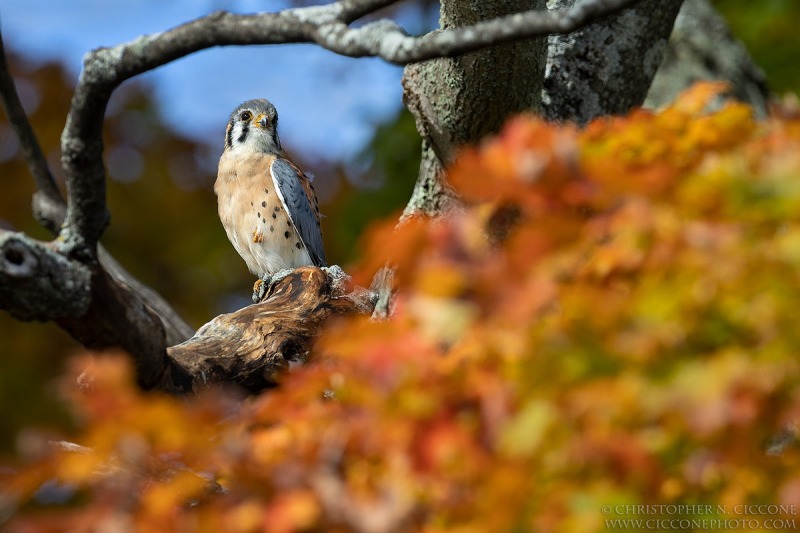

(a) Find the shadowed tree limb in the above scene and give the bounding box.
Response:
[0,232,91,321]
[0,30,194,346]
[0,226,372,392]
[0,34,65,234]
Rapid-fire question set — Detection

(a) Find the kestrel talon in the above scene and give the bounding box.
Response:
[215,99,326,298]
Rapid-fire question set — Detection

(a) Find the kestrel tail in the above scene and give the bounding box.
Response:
[215,99,326,298]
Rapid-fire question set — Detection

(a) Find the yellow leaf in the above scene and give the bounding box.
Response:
[498,400,554,457]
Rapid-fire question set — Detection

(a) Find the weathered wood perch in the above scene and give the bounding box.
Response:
[167,266,375,394]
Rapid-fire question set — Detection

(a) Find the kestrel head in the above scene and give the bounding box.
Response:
[224,99,281,154]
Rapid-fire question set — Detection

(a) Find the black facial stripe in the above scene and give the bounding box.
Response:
[225,123,233,148]
[237,122,249,144]
[269,113,281,150]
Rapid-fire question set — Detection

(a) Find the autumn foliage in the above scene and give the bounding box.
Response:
[3,84,800,532]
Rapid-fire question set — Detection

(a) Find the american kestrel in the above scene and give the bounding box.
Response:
[215,99,326,300]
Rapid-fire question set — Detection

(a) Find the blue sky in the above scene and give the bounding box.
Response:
[1,0,432,160]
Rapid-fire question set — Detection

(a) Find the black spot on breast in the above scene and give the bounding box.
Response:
[262,218,266,224]
[272,213,277,219]
[261,201,267,208]
[264,188,269,194]
[284,231,290,239]
[270,226,274,232]
[257,212,261,218]
[274,206,280,212]
[295,242,302,249]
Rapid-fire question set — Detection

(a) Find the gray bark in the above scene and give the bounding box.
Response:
[542,0,684,124]
[0,232,92,321]
[645,0,769,117]
[402,0,548,218]
[404,0,684,216]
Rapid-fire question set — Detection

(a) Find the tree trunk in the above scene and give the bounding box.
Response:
[644,0,769,117]
[542,0,684,124]
[402,0,548,218]
[403,0,685,218]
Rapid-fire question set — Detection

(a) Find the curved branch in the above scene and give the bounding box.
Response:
[59,0,642,257]
[0,30,66,233]
[0,30,194,345]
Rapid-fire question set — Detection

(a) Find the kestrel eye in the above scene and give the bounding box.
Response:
[240,111,252,122]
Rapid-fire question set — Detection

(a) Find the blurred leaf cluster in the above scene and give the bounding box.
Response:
[4,83,800,531]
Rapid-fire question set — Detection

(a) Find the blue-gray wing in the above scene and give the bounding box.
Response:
[270,158,327,267]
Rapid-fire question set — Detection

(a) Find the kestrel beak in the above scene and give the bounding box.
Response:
[254,114,269,129]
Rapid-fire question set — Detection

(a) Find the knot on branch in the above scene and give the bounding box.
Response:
[2,238,38,277]
[0,232,92,321]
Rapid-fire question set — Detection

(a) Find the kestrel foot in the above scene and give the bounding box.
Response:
[321,265,348,295]
[252,268,295,303]
[252,277,270,303]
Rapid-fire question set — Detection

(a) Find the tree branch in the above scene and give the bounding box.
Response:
[0,227,372,393]
[0,30,194,345]
[399,0,643,62]
[0,230,171,389]
[0,231,91,322]
[0,30,66,234]
[95,248,194,346]
[339,0,400,24]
